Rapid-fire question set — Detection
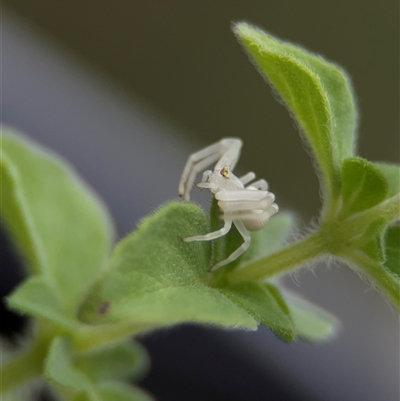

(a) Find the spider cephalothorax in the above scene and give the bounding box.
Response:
[179,138,278,271]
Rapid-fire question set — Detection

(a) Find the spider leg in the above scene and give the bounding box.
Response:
[179,149,221,200]
[210,220,250,271]
[239,172,256,185]
[214,138,243,170]
[184,153,221,200]
[224,204,279,228]
[218,193,275,213]
[247,179,268,191]
[178,138,242,200]
[184,219,232,242]
[216,190,269,201]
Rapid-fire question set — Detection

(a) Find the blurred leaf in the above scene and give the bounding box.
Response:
[0,154,43,274]
[234,23,357,201]
[282,290,340,342]
[45,337,98,400]
[384,226,400,277]
[46,337,152,401]
[220,282,294,341]
[96,382,154,401]
[1,386,34,401]
[374,162,400,198]
[78,202,257,330]
[7,276,78,330]
[0,128,114,315]
[75,340,149,383]
[340,157,388,215]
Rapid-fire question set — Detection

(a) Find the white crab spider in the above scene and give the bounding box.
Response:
[179,138,278,271]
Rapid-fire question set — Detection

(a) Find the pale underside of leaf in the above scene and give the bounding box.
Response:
[281,289,340,342]
[373,162,400,198]
[340,157,388,215]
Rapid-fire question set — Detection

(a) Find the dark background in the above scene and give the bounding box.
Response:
[4,0,399,220]
[1,2,399,401]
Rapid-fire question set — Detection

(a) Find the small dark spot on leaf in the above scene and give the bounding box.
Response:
[98,301,111,315]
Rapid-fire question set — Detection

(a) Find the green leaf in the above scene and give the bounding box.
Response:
[384,226,400,277]
[7,276,78,330]
[374,162,400,198]
[45,337,98,400]
[45,337,152,401]
[354,218,387,263]
[0,154,44,274]
[96,382,154,401]
[234,23,357,201]
[75,340,150,383]
[220,282,294,341]
[340,157,388,215]
[0,128,114,315]
[78,202,257,331]
[282,290,340,342]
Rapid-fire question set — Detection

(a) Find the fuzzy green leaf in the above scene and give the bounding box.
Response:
[7,276,78,330]
[78,202,257,330]
[234,23,357,201]
[220,282,294,341]
[374,162,400,198]
[355,218,387,263]
[46,337,151,401]
[75,341,150,383]
[0,154,44,274]
[340,157,388,215]
[384,226,400,277]
[0,128,114,315]
[282,290,340,342]
[45,337,98,400]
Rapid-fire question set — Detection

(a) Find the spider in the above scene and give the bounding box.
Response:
[179,138,278,271]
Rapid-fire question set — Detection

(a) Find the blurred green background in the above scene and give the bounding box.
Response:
[5,0,399,221]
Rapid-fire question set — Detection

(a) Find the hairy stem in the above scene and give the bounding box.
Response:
[342,250,400,309]
[227,232,327,284]
[225,194,399,286]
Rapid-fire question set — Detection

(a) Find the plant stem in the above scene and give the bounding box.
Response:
[227,232,327,284]
[341,250,400,309]
[1,344,44,394]
[225,194,399,297]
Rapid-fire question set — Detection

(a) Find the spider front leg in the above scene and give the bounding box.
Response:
[178,138,243,200]
[210,220,251,271]
[184,219,232,242]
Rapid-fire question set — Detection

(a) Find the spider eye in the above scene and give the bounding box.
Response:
[220,166,229,178]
